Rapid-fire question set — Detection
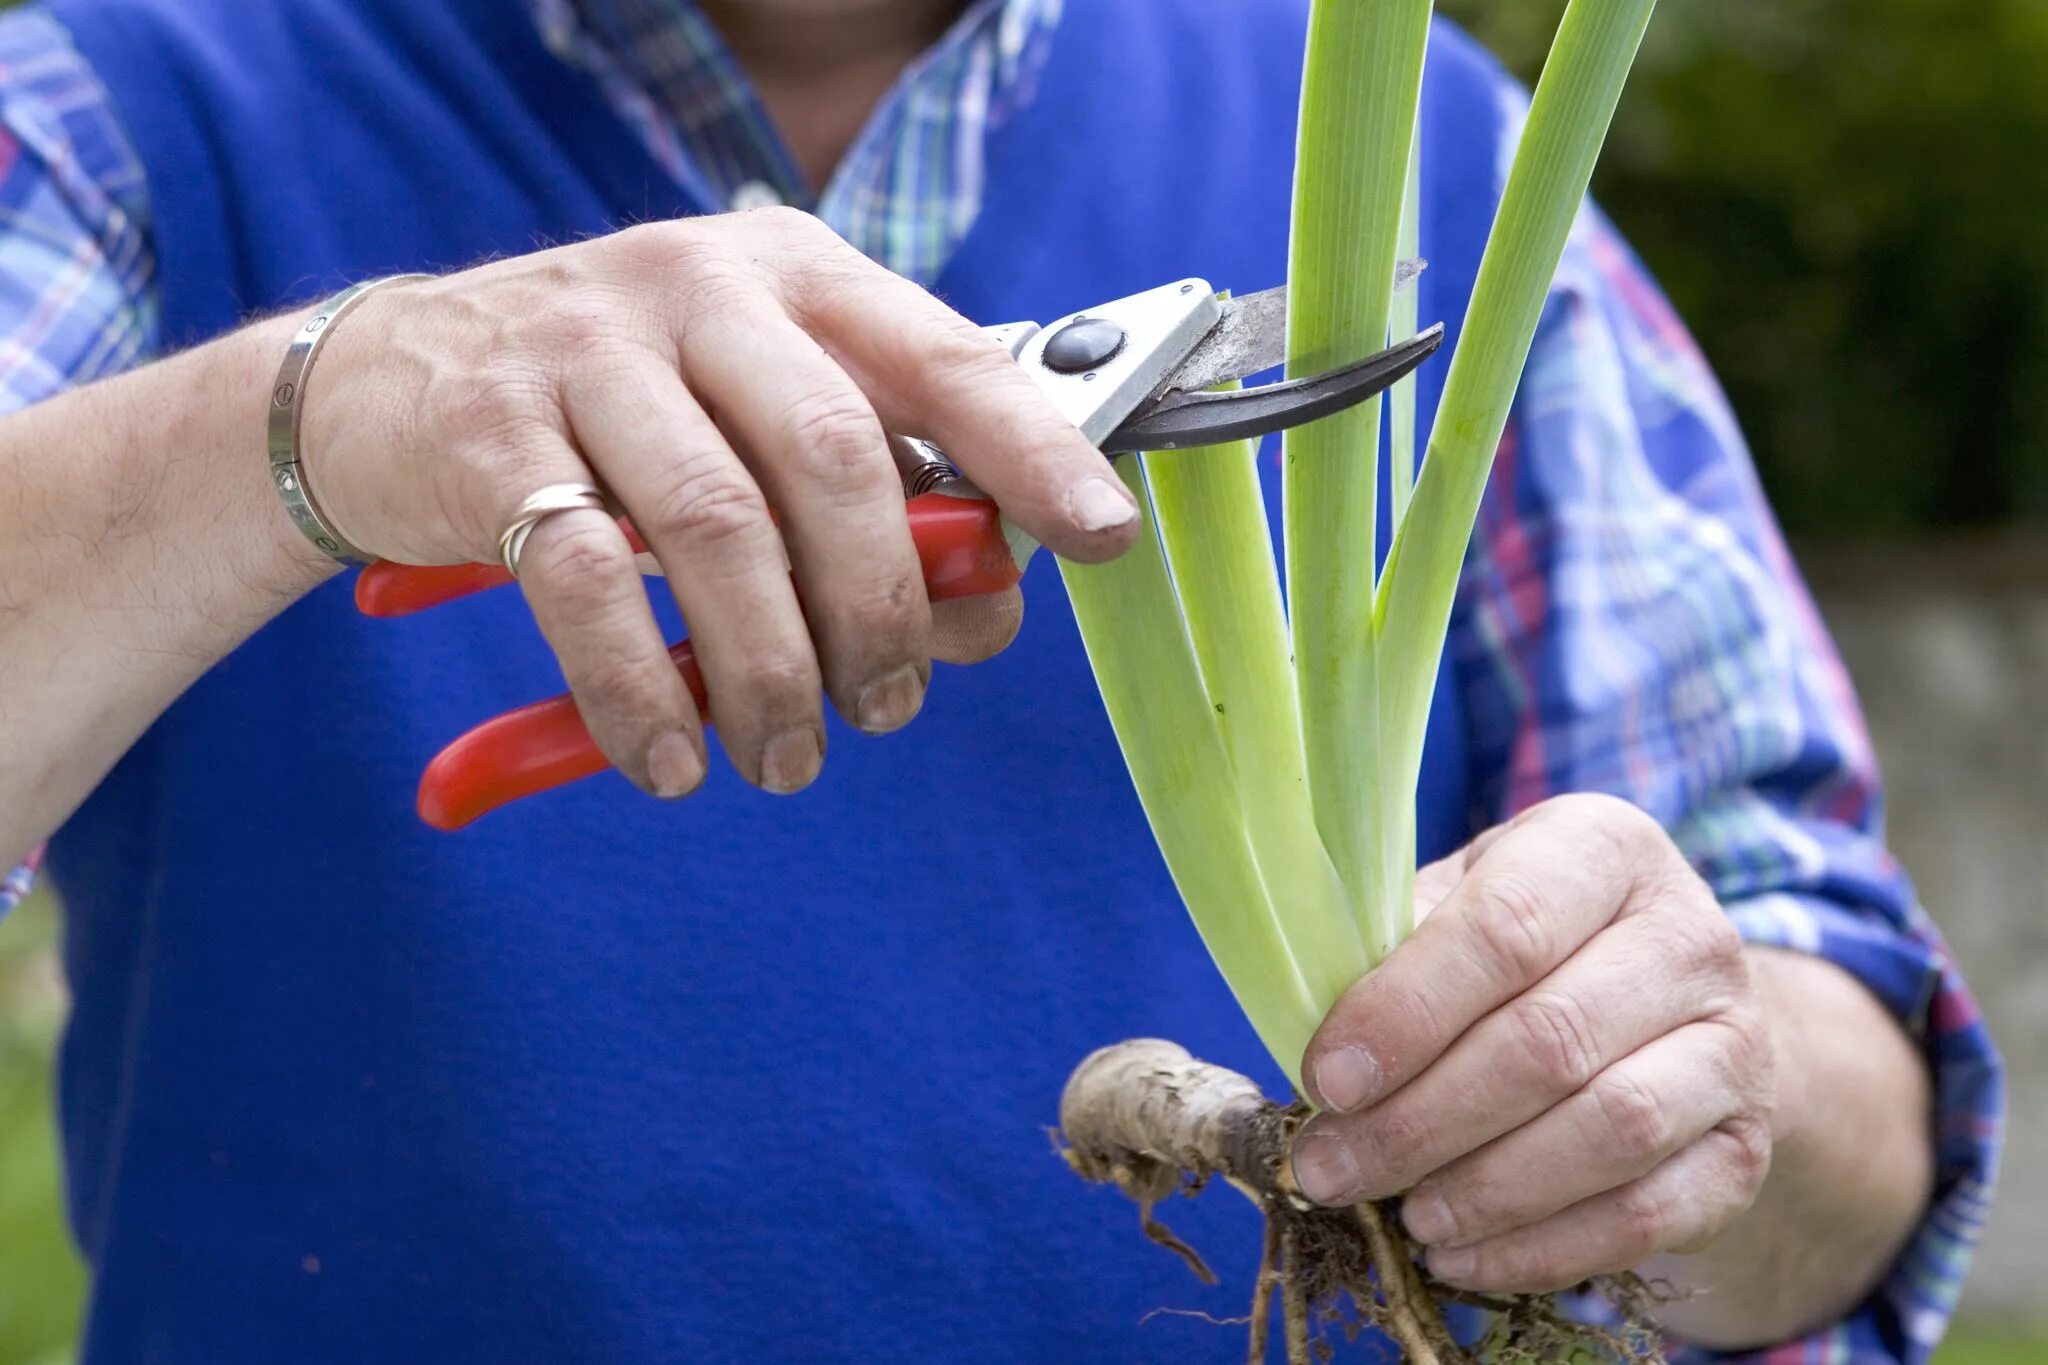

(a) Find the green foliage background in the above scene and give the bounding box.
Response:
[0,893,85,1365]
[1443,0,2048,534]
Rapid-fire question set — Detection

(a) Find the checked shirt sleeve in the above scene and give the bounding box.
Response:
[0,8,159,914]
[1448,187,2003,1363]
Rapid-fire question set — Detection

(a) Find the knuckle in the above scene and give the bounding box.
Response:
[1394,982,1454,1057]
[1510,990,1601,1090]
[1726,1008,1775,1090]
[646,455,770,549]
[745,208,860,296]
[1471,1238,1567,1294]
[750,203,831,241]
[1576,791,1661,845]
[922,324,1025,393]
[1664,902,1745,974]
[525,515,632,597]
[675,256,767,325]
[1589,1070,1673,1159]
[740,650,820,711]
[1469,871,1558,982]
[831,570,927,660]
[612,224,766,324]
[1578,793,1677,875]
[1716,1114,1775,1189]
[613,220,716,276]
[1615,1182,1671,1253]
[1501,1246,1570,1294]
[782,389,888,488]
[1423,1181,1480,1244]
[1365,1106,1436,1181]
[569,643,662,723]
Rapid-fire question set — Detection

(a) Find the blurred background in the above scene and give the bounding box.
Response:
[0,0,2043,1360]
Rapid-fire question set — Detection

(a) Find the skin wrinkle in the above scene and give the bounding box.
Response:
[1643,947,1935,1344]
[1294,796,1927,1348]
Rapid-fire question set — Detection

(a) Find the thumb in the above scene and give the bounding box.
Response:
[930,586,1024,664]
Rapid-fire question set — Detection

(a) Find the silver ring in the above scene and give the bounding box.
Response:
[497,483,609,578]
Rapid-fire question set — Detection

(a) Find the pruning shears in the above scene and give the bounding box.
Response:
[356,274,1446,830]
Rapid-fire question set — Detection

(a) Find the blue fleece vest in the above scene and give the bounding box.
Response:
[40,0,1511,1358]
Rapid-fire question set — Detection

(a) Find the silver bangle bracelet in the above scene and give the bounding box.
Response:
[266,273,432,562]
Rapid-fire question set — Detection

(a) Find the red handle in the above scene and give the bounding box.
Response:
[418,641,711,831]
[356,560,516,616]
[382,492,1022,829]
[355,492,1015,617]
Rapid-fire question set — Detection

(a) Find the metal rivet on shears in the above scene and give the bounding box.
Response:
[1042,317,1128,374]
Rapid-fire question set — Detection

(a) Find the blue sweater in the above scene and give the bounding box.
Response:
[43,0,1507,1358]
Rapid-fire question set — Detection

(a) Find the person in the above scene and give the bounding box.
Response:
[0,0,2002,1360]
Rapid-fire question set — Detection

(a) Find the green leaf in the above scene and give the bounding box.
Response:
[1283,0,1436,958]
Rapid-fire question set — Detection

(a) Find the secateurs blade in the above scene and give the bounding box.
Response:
[355,272,1446,830]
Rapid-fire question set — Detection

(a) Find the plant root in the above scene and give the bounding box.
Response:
[1058,1039,1671,1363]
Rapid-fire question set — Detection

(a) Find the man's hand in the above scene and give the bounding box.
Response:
[1291,795,1775,1291]
[301,208,1138,799]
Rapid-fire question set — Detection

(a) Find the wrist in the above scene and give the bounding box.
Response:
[101,314,344,622]
[1745,945,1829,1179]
[1644,945,1931,1347]
[218,314,351,597]
[271,274,432,565]
[0,310,342,860]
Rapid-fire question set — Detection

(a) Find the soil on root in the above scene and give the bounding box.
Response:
[1057,1039,1673,1365]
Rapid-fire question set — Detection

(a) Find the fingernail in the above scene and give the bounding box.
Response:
[646,731,705,799]
[856,664,926,734]
[1291,1131,1362,1206]
[760,727,822,794]
[1068,476,1138,532]
[1312,1045,1381,1114]
[1428,1246,1476,1283]
[1403,1187,1455,1245]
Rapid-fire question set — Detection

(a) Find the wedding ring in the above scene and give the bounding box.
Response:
[497,483,610,578]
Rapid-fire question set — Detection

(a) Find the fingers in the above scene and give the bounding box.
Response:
[563,346,826,793]
[672,292,934,743]
[487,428,705,798]
[1300,902,1749,1202]
[1302,798,1666,1116]
[777,230,1140,562]
[1282,794,1774,1291]
[1422,1117,1773,1293]
[1400,1016,1768,1251]
[415,214,1127,809]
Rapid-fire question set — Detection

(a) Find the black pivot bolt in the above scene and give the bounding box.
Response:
[1042,317,1127,374]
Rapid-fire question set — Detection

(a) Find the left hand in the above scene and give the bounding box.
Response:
[1290,793,1776,1294]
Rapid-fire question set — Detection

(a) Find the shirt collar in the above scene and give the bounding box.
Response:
[530,0,1060,188]
[526,0,1061,283]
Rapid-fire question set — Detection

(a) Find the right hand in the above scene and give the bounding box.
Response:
[297,208,1141,799]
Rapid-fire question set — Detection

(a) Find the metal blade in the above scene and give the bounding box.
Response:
[1164,258,1427,395]
[1165,285,1290,395]
[1105,322,1445,455]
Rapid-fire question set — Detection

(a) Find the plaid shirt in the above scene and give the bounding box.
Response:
[0,4,2001,1361]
